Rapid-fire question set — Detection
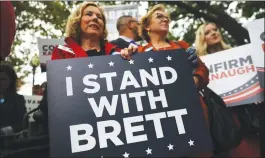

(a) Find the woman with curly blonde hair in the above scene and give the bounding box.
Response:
[52,2,120,60]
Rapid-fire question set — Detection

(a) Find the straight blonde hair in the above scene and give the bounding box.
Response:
[195,22,231,56]
[65,2,108,41]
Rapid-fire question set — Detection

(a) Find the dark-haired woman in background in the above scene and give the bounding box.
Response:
[0,63,26,135]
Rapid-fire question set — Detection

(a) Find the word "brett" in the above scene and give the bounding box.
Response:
[70,109,188,153]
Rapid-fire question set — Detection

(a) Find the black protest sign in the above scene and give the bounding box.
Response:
[47,49,213,157]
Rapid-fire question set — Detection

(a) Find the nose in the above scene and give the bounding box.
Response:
[91,13,98,20]
[162,17,169,22]
[211,30,216,36]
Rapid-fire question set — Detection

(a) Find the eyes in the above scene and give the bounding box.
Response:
[156,13,171,22]
[205,28,218,35]
[85,11,103,20]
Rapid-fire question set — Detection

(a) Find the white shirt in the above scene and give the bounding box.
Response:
[119,36,134,43]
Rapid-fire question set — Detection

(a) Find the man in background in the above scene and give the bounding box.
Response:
[110,15,141,49]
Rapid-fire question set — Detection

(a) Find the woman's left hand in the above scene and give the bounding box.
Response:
[186,47,198,68]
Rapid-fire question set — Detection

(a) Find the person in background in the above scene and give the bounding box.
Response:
[120,4,211,157]
[261,32,265,53]
[40,82,47,95]
[110,15,141,49]
[0,63,27,135]
[195,23,231,56]
[195,22,261,157]
[32,84,42,96]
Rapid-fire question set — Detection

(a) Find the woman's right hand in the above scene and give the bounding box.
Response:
[121,43,138,60]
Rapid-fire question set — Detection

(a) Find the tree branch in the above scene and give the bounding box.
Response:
[167,1,218,22]
[165,1,249,45]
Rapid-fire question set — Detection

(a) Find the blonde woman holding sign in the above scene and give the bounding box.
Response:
[121,4,210,121]
[195,22,260,158]
[121,4,211,157]
[40,1,122,135]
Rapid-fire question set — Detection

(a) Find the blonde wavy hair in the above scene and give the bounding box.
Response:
[195,22,231,56]
[65,2,108,42]
[140,4,166,42]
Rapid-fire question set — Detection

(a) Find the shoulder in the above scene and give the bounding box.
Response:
[174,40,190,49]
[110,38,129,49]
[110,38,127,44]
[12,94,26,106]
[17,94,25,103]
[138,42,153,53]
[13,94,24,100]
[57,45,75,54]
[110,38,121,44]
[110,39,117,44]
[105,41,121,55]
[51,43,76,60]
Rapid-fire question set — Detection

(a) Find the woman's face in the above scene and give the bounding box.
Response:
[204,24,221,46]
[146,10,171,36]
[80,6,104,39]
[0,72,11,93]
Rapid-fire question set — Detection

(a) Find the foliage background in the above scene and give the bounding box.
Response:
[7,1,265,90]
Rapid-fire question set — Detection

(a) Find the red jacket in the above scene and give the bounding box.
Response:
[51,37,120,60]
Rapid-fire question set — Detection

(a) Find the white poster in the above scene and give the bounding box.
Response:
[37,38,65,64]
[102,4,139,41]
[246,18,265,88]
[24,95,43,122]
[200,44,264,107]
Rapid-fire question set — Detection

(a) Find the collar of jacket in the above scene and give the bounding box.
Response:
[65,37,119,57]
[141,40,182,52]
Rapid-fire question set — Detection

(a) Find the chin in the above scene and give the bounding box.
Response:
[161,27,169,30]
[212,39,221,44]
[159,29,169,34]
[216,40,221,44]
[87,31,101,37]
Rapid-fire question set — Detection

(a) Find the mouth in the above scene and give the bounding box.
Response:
[161,23,169,27]
[161,22,168,25]
[212,36,218,40]
[89,24,100,29]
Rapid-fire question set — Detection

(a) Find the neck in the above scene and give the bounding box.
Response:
[80,36,101,51]
[207,44,223,54]
[149,32,168,46]
[120,30,135,41]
